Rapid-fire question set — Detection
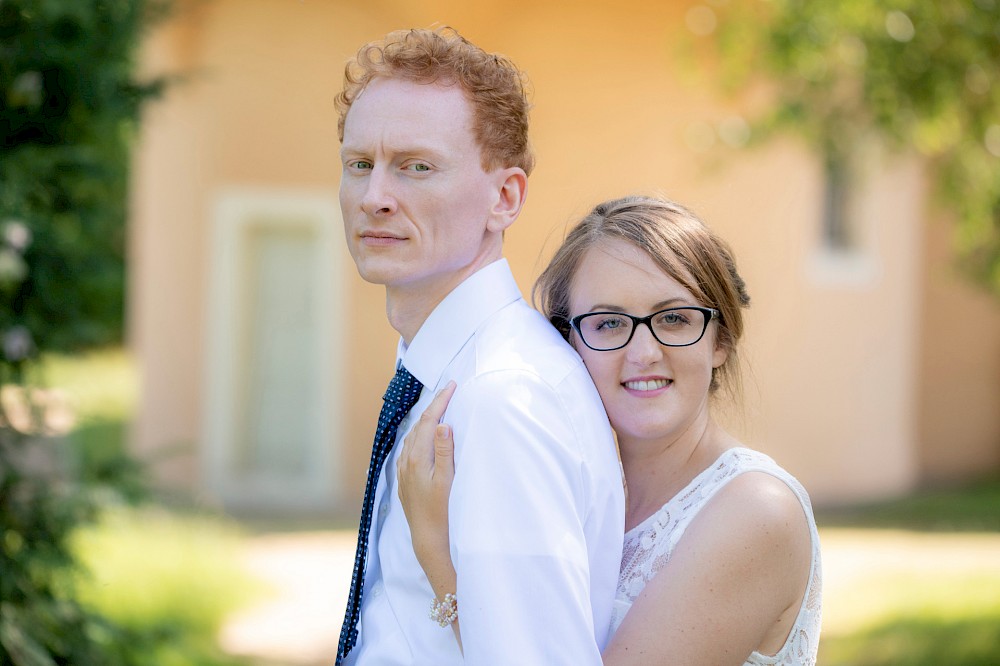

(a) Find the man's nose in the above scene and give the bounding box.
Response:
[361,168,397,216]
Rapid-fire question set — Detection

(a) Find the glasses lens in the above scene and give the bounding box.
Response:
[651,308,707,346]
[576,308,710,350]
[577,313,635,350]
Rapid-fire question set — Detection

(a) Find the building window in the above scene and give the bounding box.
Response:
[808,149,879,286]
[822,156,854,251]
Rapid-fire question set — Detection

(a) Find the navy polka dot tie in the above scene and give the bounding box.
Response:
[336,365,423,664]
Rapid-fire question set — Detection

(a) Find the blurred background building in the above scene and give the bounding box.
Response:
[128,0,1000,515]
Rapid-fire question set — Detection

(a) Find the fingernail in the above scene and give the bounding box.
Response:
[436,424,450,438]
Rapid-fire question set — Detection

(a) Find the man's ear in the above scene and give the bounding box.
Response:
[487,167,528,233]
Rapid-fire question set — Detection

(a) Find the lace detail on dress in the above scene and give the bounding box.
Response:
[610,448,823,666]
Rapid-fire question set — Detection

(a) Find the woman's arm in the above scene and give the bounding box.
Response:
[602,472,812,666]
[396,382,462,650]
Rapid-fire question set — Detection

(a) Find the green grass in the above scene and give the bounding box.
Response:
[71,505,267,666]
[35,348,148,498]
[819,570,1000,665]
[29,349,267,664]
[37,347,137,423]
[817,475,1000,533]
[817,477,1000,666]
[72,506,262,634]
[821,615,1000,666]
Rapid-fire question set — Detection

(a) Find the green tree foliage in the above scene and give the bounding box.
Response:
[691,0,1000,295]
[0,422,132,665]
[1,0,169,355]
[1,1,168,663]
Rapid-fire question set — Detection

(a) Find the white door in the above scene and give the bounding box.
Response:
[204,189,346,512]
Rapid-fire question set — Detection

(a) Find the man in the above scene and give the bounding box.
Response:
[335,27,625,665]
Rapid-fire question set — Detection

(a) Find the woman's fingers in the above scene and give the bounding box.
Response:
[397,382,458,573]
[434,423,455,483]
[422,380,457,425]
[398,381,457,489]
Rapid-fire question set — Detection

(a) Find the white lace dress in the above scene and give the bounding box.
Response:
[610,447,822,665]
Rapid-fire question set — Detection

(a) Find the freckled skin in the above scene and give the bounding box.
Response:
[567,238,727,449]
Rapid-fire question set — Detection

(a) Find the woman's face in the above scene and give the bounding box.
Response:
[568,237,727,448]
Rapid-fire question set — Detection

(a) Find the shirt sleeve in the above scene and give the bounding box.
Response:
[446,369,605,666]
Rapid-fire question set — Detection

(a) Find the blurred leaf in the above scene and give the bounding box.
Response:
[0,3,185,665]
[689,0,1000,296]
[0,0,171,355]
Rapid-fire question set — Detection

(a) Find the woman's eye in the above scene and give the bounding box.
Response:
[658,312,689,326]
[596,316,627,331]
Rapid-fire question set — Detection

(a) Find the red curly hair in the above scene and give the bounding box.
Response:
[335,26,535,175]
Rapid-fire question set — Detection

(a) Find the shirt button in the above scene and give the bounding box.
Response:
[372,581,383,598]
[379,502,389,519]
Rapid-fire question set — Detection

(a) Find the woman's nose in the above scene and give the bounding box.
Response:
[624,321,663,365]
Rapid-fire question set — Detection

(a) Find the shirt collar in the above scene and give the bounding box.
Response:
[397,259,522,389]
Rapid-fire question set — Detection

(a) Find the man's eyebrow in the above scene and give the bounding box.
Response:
[340,143,449,161]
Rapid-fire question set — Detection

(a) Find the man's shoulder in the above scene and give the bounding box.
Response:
[470,299,583,378]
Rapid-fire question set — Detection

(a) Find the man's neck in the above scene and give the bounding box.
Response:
[386,291,439,346]
[386,255,503,345]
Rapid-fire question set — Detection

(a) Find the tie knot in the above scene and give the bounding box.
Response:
[383,365,423,413]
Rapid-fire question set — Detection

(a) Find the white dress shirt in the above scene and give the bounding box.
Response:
[347,259,625,666]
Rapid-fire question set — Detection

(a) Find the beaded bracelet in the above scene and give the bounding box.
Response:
[429,593,458,627]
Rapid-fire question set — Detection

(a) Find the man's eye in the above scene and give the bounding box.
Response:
[405,163,431,172]
[351,160,373,170]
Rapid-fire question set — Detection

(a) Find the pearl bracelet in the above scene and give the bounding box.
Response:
[429,592,458,627]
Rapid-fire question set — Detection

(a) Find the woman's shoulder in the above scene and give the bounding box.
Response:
[714,447,813,502]
[712,470,808,534]
[707,448,814,532]
[681,463,813,605]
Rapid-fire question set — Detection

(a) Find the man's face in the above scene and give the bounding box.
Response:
[339,77,503,300]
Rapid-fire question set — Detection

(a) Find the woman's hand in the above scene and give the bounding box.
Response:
[397,381,460,635]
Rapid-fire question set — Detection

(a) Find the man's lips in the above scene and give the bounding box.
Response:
[360,231,406,245]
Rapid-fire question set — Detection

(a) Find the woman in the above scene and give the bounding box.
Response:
[397,195,822,665]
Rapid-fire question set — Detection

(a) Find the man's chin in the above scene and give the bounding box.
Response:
[356,270,391,286]
[353,261,402,287]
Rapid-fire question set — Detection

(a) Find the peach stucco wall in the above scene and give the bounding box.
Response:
[917,216,1000,484]
[129,0,999,512]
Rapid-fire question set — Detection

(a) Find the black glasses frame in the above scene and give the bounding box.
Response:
[569,306,720,352]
